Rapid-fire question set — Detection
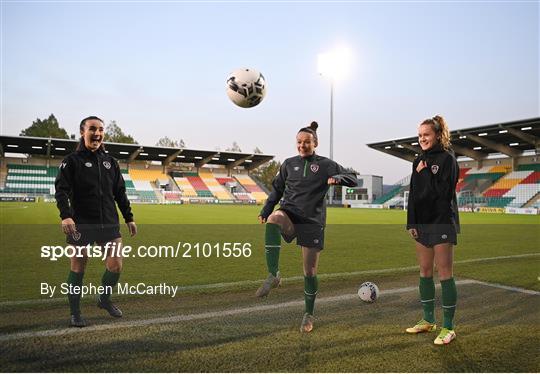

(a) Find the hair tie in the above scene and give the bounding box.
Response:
[432,118,440,131]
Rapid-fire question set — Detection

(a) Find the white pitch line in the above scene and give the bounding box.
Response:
[468,280,540,296]
[1,252,539,307]
[2,278,538,342]
[0,205,29,210]
[0,280,472,342]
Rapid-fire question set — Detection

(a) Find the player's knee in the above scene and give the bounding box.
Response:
[437,266,452,279]
[71,263,86,273]
[419,266,433,277]
[70,257,87,272]
[107,260,122,273]
[304,269,317,277]
[267,212,283,225]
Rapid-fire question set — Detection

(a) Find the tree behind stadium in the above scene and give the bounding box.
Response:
[20,114,70,139]
[104,120,138,144]
[251,160,281,191]
[155,136,185,148]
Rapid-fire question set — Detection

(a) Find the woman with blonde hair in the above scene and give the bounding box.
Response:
[406,115,460,345]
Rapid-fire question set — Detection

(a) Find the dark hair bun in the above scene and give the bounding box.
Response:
[309,121,318,131]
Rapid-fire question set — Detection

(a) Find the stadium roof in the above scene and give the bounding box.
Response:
[367,117,539,162]
[0,135,274,170]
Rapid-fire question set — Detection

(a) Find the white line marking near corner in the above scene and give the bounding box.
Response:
[466,279,540,296]
[1,279,537,342]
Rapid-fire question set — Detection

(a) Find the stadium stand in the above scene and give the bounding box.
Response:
[173,176,199,198]
[373,185,402,205]
[5,164,57,194]
[234,175,268,203]
[373,175,410,206]
[199,170,234,200]
[185,172,215,198]
[128,168,168,203]
[163,191,181,201]
[455,167,471,192]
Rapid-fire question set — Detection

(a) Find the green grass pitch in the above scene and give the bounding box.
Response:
[0,202,539,372]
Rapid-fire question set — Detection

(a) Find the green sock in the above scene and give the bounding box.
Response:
[100,269,120,303]
[67,271,84,315]
[419,276,435,323]
[304,275,318,315]
[441,277,457,329]
[265,223,281,276]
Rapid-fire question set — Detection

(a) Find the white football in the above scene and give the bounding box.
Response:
[358,281,379,303]
[226,68,267,108]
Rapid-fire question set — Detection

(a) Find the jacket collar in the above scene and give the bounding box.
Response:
[300,152,317,162]
[78,145,105,156]
[422,143,445,156]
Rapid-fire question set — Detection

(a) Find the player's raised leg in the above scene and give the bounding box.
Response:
[256,210,294,297]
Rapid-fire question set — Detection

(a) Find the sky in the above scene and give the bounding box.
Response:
[1,1,538,184]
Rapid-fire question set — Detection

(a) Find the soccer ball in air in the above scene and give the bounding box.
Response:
[358,282,379,303]
[226,68,267,108]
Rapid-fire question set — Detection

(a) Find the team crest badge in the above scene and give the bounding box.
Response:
[441,234,448,239]
[310,164,319,173]
[85,162,92,168]
[294,166,300,171]
[72,231,81,241]
[103,161,111,169]
[431,165,439,174]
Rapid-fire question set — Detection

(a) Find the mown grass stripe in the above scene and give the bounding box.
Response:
[2,279,537,342]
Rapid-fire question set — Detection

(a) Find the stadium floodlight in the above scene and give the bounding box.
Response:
[317,46,352,82]
[318,45,352,205]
